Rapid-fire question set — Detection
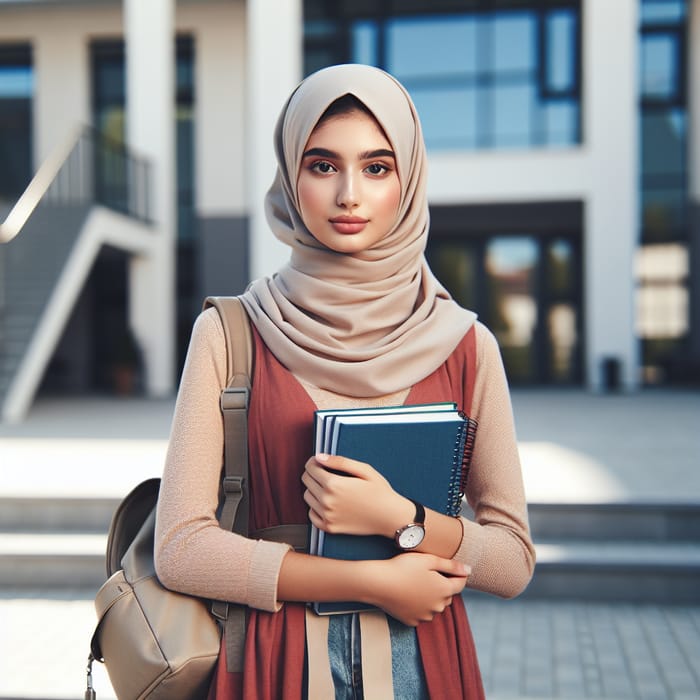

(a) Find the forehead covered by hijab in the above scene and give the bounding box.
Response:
[277,64,424,203]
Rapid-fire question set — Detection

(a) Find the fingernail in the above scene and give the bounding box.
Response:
[316,453,329,462]
[460,564,471,576]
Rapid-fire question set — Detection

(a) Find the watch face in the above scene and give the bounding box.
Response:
[398,524,425,550]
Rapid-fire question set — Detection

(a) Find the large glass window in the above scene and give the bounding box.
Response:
[0,44,33,200]
[427,229,582,384]
[638,0,689,384]
[304,0,581,151]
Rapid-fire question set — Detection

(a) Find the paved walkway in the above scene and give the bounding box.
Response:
[0,388,698,699]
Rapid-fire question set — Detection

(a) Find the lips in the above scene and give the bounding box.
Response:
[329,216,368,235]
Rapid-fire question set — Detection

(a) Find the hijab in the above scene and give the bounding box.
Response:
[241,64,476,398]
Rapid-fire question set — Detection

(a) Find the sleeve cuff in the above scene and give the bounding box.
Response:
[247,539,293,612]
[454,515,485,570]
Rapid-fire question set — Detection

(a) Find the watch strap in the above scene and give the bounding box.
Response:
[410,499,425,525]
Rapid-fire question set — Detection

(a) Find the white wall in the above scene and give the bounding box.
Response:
[428,148,589,204]
[178,0,247,215]
[0,4,122,165]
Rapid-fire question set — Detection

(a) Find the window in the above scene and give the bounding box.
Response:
[639,0,687,242]
[304,0,581,151]
[0,44,33,199]
[637,0,689,384]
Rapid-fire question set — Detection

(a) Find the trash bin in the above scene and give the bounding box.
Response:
[601,356,621,392]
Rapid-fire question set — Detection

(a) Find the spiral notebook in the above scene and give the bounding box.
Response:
[310,403,477,614]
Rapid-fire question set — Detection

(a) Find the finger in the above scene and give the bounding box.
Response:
[301,471,326,500]
[446,577,467,596]
[303,462,338,493]
[302,488,323,513]
[316,453,370,478]
[301,468,321,490]
[307,507,326,530]
[432,557,471,579]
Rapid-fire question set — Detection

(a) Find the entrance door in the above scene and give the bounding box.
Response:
[427,234,582,384]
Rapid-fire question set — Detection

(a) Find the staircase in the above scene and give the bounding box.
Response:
[0,493,114,592]
[522,502,700,603]
[0,202,92,407]
[0,126,153,422]
[1,496,699,601]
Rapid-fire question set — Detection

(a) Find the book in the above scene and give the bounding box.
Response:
[309,403,477,614]
[313,402,458,453]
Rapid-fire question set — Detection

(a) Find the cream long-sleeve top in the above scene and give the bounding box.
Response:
[154,308,536,612]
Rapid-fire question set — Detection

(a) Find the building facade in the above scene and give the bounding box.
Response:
[0,0,697,420]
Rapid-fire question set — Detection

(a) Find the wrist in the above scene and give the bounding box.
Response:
[381,494,415,539]
[357,559,390,607]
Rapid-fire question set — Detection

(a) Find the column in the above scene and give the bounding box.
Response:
[124,0,175,396]
[246,0,303,279]
[583,0,639,390]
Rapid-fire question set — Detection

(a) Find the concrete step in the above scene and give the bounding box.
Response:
[528,501,700,541]
[0,532,107,590]
[0,496,119,533]
[525,539,700,603]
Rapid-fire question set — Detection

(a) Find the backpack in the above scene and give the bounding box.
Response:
[87,296,255,700]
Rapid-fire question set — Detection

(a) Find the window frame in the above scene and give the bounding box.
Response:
[303,0,582,150]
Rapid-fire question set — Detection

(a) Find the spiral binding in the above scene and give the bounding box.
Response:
[446,413,478,516]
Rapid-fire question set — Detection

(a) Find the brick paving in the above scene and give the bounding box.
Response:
[1,591,699,699]
[466,596,700,700]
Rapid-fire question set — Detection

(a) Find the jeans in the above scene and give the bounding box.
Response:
[326,613,428,700]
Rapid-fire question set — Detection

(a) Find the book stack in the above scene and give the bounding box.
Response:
[309,402,476,614]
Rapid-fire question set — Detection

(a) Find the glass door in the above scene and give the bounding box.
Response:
[427,233,582,384]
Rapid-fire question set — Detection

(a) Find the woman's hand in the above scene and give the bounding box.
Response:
[302,453,412,538]
[365,553,469,626]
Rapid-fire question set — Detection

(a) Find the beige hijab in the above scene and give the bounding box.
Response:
[241,64,476,397]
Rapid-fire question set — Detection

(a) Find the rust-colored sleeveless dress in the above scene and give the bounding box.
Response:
[208,326,485,699]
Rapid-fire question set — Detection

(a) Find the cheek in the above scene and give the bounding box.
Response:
[297,177,323,221]
[385,179,402,220]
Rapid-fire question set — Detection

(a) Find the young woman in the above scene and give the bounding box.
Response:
[155,64,535,699]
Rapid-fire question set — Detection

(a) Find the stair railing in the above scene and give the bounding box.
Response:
[0,125,152,244]
[0,125,152,388]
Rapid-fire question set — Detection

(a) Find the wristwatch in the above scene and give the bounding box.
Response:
[394,499,426,550]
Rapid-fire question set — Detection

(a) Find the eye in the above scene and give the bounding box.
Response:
[310,161,336,175]
[365,163,390,176]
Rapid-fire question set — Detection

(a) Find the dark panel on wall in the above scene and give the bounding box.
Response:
[429,200,584,236]
[198,216,249,298]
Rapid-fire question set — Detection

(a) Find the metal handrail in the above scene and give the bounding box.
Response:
[0,126,83,244]
[0,125,152,244]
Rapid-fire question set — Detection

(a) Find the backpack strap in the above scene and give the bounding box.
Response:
[202,295,252,673]
[204,296,253,538]
[202,296,308,674]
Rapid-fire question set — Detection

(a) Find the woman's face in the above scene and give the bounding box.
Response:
[296,109,401,254]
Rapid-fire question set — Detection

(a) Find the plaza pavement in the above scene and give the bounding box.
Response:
[0,388,699,699]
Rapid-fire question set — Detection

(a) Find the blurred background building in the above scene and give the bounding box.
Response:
[0,0,697,422]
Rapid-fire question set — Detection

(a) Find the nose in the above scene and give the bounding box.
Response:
[336,171,359,210]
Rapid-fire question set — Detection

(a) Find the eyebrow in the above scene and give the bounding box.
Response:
[302,147,396,161]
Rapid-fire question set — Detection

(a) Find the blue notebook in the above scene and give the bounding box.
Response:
[310,403,476,614]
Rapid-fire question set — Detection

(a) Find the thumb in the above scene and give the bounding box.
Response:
[433,557,471,579]
[316,453,368,478]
